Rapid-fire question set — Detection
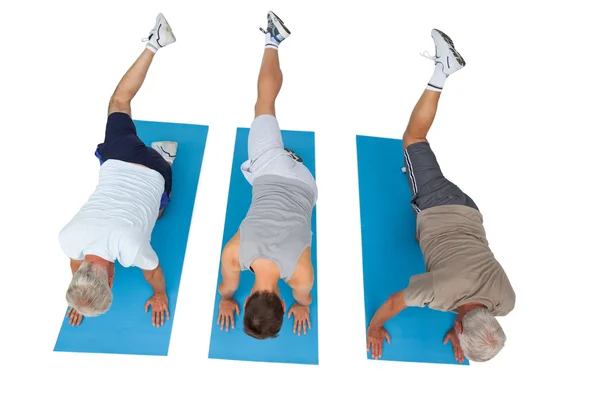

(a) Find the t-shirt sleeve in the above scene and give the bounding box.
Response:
[493,282,516,316]
[403,272,435,307]
[58,224,84,260]
[131,241,160,271]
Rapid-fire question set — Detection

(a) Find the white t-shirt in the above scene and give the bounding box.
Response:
[59,159,165,270]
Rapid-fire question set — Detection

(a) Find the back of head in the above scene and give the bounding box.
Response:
[458,307,506,362]
[66,261,113,316]
[243,291,284,339]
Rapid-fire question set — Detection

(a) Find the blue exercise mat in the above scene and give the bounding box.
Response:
[208,127,319,365]
[356,135,468,365]
[54,120,208,356]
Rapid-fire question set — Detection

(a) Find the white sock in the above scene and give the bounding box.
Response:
[265,32,279,50]
[426,63,447,92]
[145,42,159,53]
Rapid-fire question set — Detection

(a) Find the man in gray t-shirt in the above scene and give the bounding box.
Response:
[366,29,515,363]
[215,11,318,341]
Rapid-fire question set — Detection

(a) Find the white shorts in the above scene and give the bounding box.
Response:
[240,114,318,201]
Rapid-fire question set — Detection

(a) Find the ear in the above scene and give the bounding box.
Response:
[108,275,114,289]
[280,298,286,313]
[107,264,115,289]
[454,316,464,335]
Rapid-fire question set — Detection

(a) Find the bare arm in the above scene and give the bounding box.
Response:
[368,290,408,328]
[288,248,314,306]
[218,232,241,300]
[142,264,167,295]
[218,261,240,300]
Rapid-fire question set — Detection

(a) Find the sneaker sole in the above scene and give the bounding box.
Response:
[433,29,465,67]
[157,15,176,47]
[269,11,291,35]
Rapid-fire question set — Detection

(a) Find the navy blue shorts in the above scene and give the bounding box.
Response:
[403,142,478,214]
[95,112,172,210]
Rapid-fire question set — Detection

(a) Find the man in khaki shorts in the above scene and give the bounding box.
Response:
[215,11,318,340]
[366,29,516,363]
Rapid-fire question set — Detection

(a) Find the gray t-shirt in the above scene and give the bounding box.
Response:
[403,205,515,316]
[239,174,315,282]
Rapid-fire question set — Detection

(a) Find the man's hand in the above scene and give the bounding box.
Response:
[367,325,390,360]
[287,302,311,336]
[218,298,240,331]
[443,328,465,363]
[145,293,170,327]
[66,307,83,326]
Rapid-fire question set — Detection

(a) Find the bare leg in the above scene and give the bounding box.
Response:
[108,49,156,117]
[402,90,442,150]
[254,48,283,118]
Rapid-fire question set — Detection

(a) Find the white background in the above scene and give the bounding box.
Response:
[2,0,599,398]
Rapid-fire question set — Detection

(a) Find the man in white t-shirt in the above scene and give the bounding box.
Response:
[58,14,178,328]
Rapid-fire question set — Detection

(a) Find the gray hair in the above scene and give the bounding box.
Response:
[458,307,506,362]
[66,261,113,316]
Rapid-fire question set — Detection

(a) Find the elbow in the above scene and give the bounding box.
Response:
[387,291,406,312]
[142,267,158,281]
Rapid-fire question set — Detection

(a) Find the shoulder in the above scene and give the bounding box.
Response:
[403,272,435,307]
[119,227,155,267]
[495,275,516,315]
[222,231,241,259]
[288,247,313,286]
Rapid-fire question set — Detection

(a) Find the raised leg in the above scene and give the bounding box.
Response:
[108,13,176,117]
[255,48,283,118]
[402,90,441,149]
[108,50,155,117]
[402,29,477,219]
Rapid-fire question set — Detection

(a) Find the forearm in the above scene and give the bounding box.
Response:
[144,265,166,294]
[292,289,312,307]
[218,268,240,300]
[218,281,238,300]
[369,290,407,328]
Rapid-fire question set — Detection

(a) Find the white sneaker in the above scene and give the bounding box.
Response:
[152,141,178,164]
[259,11,291,43]
[420,29,466,76]
[142,13,176,52]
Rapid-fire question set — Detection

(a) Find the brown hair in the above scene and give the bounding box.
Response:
[243,291,284,339]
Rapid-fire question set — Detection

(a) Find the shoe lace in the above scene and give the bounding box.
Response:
[259,16,275,35]
[419,50,436,60]
[141,30,153,42]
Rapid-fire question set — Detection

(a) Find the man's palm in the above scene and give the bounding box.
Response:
[367,325,390,360]
[66,307,83,326]
[443,328,465,363]
[287,303,311,335]
[218,298,240,331]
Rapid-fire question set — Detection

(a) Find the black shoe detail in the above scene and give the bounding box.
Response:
[285,148,303,163]
[158,145,175,157]
[435,29,454,46]
[270,11,286,25]
[434,29,465,67]
[156,23,163,47]
[268,12,291,36]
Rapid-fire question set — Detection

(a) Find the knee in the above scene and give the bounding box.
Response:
[109,95,130,113]
[254,100,276,118]
[402,130,428,149]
